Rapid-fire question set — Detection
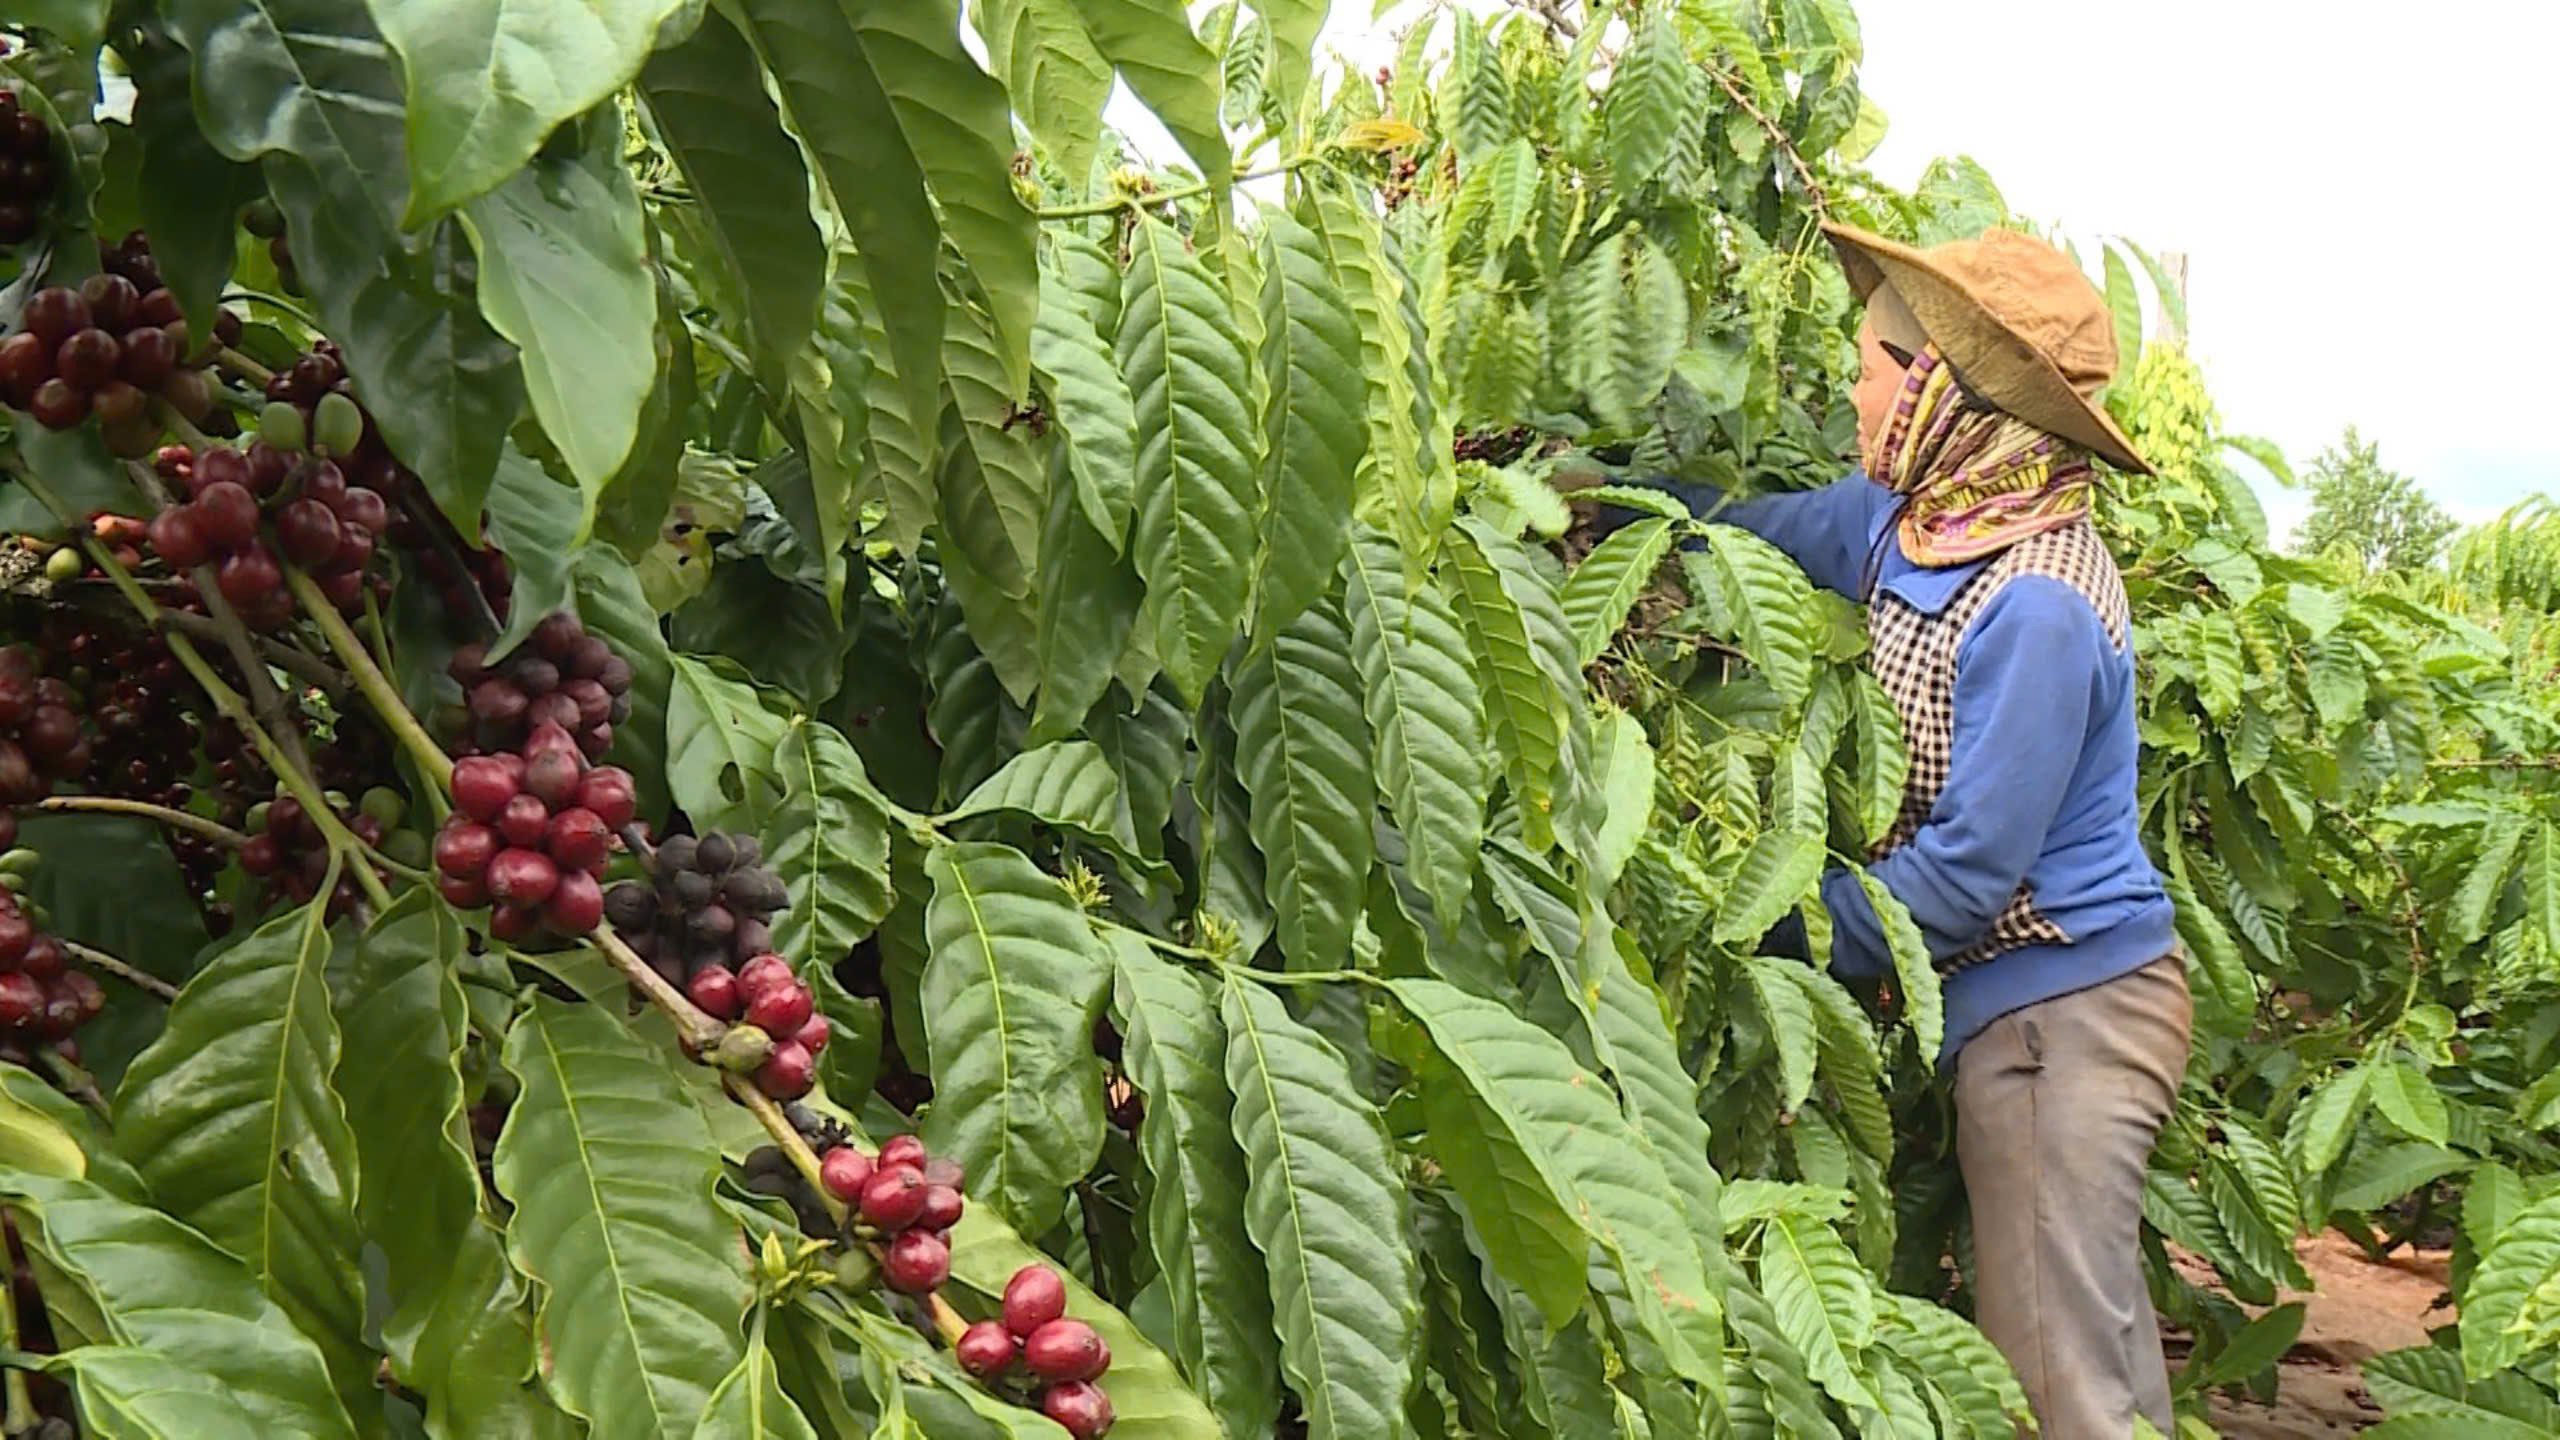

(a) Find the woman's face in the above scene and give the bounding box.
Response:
[1853,315,1907,457]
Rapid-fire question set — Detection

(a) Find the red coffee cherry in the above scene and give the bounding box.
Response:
[1022,1320,1109,1383]
[571,766,635,828]
[450,755,518,822]
[743,981,812,1038]
[754,1040,814,1100]
[1003,1265,1068,1339]
[1039,1381,1115,1439]
[433,821,497,878]
[818,1145,875,1202]
[543,869,603,935]
[685,964,741,1021]
[858,1165,928,1230]
[736,953,794,999]
[879,1135,928,1172]
[955,1321,1018,1379]
[544,806,611,875]
[914,1184,963,1233]
[496,792,550,849]
[485,848,560,907]
[882,1228,950,1294]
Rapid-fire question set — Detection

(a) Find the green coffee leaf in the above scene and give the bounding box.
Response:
[495,997,751,1440]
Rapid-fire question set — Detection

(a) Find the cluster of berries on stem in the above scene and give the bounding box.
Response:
[0,873,103,1065]
[1,233,233,454]
[604,827,817,1098]
[0,88,59,246]
[144,435,390,627]
[0,644,89,806]
[448,612,633,763]
[958,1263,1116,1436]
[438,719,633,944]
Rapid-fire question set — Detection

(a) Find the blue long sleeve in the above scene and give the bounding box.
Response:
[1607,473,1895,598]
[1819,577,2107,976]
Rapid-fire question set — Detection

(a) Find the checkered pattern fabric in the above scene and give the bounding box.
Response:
[1867,520,2129,972]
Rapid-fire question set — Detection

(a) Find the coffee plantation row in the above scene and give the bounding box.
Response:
[0,1,2549,1437]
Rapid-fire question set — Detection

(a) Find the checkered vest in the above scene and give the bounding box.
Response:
[1866,519,2130,972]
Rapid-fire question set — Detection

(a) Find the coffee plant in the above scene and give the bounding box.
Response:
[0,1,2548,1437]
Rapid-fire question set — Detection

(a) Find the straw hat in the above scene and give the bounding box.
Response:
[1822,221,2153,476]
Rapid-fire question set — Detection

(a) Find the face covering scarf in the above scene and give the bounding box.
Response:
[1865,342,2097,567]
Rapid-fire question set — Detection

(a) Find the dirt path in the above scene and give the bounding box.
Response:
[2163,1231,2454,1435]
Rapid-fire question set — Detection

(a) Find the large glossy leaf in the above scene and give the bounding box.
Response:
[636,8,823,389]
[944,740,1150,866]
[1122,217,1261,705]
[0,1174,357,1437]
[1028,452,1146,749]
[332,894,550,1435]
[495,996,751,1439]
[919,842,1112,1235]
[574,545,678,821]
[1070,0,1230,189]
[40,1345,267,1439]
[1393,978,1724,1387]
[460,113,655,506]
[665,654,791,836]
[1443,521,1569,847]
[2368,1058,2450,1146]
[126,34,259,347]
[1588,927,1728,1294]
[1110,938,1283,1438]
[1231,594,1376,971]
[110,895,373,1418]
[1759,1205,1879,1411]
[1688,526,1818,706]
[973,0,1111,183]
[1717,828,1826,947]
[2287,1065,2370,1177]
[1604,8,1694,187]
[1250,210,1366,643]
[1875,1294,2032,1437]
[2462,1190,2560,1376]
[1221,975,1420,1440]
[370,0,685,221]
[162,0,408,223]
[724,0,942,434]
[1561,516,1676,666]
[838,256,939,554]
[1032,280,1139,548]
[1342,525,1486,927]
[767,718,894,975]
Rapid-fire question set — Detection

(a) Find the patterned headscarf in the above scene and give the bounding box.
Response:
[1865,343,2096,567]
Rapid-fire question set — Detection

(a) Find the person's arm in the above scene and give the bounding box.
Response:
[1814,578,2107,976]
[1591,473,1894,598]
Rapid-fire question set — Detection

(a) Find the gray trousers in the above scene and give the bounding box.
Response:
[1955,955,2192,1439]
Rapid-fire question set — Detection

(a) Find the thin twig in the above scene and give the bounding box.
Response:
[1035,155,1316,221]
[58,940,179,1003]
[1701,62,1828,216]
[591,923,727,1054]
[159,608,348,698]
[127,444,320,783]
[35,1052,107,1119]
[210,344,276,390]
[33,795,248,849]
[284,566,454,793]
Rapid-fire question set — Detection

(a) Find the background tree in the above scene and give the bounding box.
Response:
[2295,425,2456,572]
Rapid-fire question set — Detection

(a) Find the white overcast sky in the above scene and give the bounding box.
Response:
[1104,2,2559,536]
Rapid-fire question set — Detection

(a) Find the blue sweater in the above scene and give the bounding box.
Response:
[1629,474,2176,1060]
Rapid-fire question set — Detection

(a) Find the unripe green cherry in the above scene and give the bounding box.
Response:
[244,800,272,834]
[42,546,79,583]
[313,392,363,456]
[382,831,428,870]
[0,849,39,877]
[359,786,405,829]
[260,401,307,453]
[710,1023,775,1074]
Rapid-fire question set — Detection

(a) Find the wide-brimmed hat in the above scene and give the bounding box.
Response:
[1822,221,2152,476]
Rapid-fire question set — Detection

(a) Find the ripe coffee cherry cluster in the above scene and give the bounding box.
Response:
[448,611,633,762]
[0,882,104,1067]
[0,645,89,805]
[145,440,393,624]
[0,90,58,246]
[0,233,234,454]
[438,721,634,943]
[603,829,812,1095]
[819,1134,963,1293]
[956,1264,1116,1437]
